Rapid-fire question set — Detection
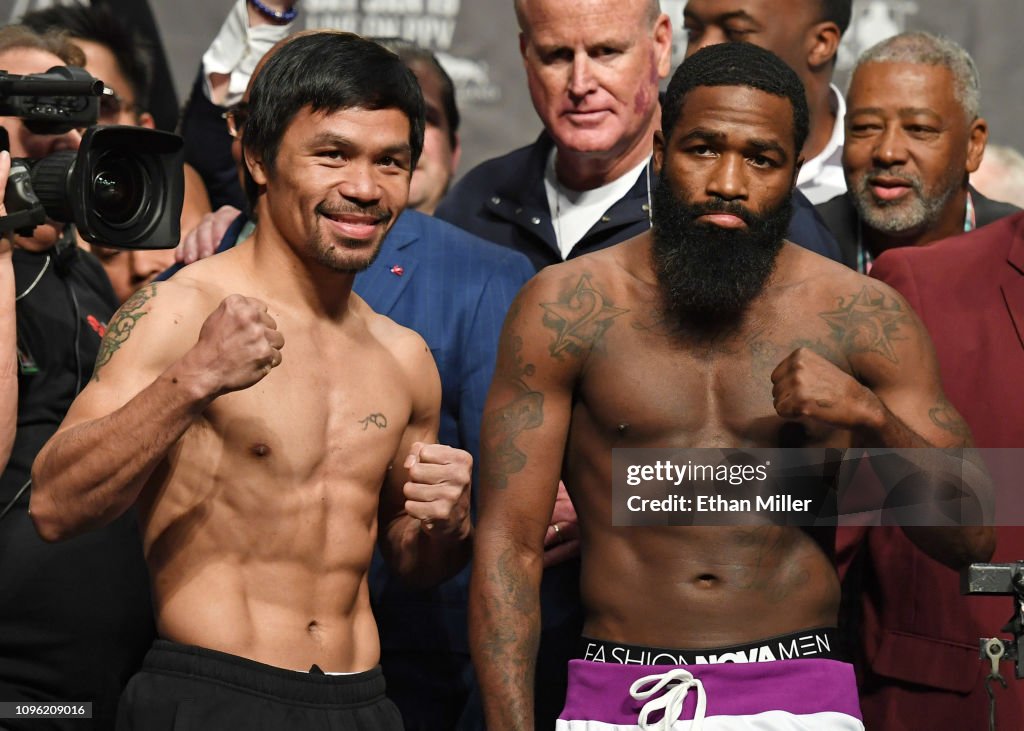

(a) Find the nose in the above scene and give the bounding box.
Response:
[339,161,383,203]
[684,27,728,58]
[705,154,748,202]
[568,52,598,100]
[51,128,82,154]
[130,250,173,285]
[871,124,908,168]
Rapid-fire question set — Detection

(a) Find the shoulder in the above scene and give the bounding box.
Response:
[972,188,1022,226]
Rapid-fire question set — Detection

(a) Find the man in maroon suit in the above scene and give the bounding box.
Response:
[863,212,1024,729]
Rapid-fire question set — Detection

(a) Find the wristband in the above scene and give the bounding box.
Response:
[248,0,297,23]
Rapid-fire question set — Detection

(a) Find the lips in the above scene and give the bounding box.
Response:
[697,213,748,230]
[867,175,916,202]
[319,209,388,241]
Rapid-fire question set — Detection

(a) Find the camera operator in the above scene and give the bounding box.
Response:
[1,152,14,472]
[0,25,154,731]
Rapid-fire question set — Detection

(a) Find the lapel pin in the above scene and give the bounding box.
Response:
[390,265,405,277]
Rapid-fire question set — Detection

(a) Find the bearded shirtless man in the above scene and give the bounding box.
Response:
[470,42,994,731]
[30,33,471,730]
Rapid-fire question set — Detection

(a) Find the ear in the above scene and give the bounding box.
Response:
[965,116,988,174]
[792,157,805,190]
[449,133,462,175]
[653,129,665,175]
[136,112,156,130]
[519,32,528,61]
[807,21,841,71]
[653,13,673,79]
[245,146,268,186]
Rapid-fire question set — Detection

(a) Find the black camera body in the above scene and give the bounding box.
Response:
[0,65,184,249]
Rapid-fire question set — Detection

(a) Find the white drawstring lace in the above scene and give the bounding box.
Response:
[629,668,707,731]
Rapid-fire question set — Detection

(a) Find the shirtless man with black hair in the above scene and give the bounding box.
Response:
[30,32,472,730]
[470,41,993,731]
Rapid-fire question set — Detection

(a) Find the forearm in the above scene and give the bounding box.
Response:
[469,540,543,731]
[384,515,473,588]
[30,361,213,540]
[0,251,15,471]
[860,398,995,566]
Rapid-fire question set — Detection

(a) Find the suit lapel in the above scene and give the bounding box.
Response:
[1000,219,1024,351]
[353,212,420,317]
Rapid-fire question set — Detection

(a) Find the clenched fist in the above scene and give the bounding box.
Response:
[771,347,882,431]
[402,442,472,537]
[189,295,285,396]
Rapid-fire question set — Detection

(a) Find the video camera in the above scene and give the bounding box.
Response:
[0,65,183,248]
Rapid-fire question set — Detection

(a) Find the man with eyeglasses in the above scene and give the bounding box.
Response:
[20,1,212,303]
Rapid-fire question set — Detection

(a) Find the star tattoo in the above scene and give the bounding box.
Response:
[540,275,628,358]
[818,286,907,363]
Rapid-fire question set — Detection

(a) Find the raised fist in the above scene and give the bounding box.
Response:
[193,294,284,395]
[402,442,472,537]
[771,347,881,431]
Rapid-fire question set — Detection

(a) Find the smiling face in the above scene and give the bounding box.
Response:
[518,0,671,165]
[247,105,412,273]
[842,61,986,241]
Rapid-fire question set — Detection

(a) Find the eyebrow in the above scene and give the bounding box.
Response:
[306,132,412,158]
[678,129,789,158]
[683,8,760,25]
[848,106,941,118]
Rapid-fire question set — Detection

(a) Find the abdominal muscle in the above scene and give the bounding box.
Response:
[139,449,386,673]
[580,524,840,650]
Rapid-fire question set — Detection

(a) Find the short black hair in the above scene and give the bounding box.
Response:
[662,42,810,158]
[243,33,425,209]
[373,37,459,150]
[819,0,853,35]
[19,1,154,111]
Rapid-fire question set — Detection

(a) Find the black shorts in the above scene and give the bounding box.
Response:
[116,640,403,731]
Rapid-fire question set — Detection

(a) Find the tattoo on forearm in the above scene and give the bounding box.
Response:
[359,413,388,430]
[819,286,908,363]
[483,336,544,490]
[91,283,158,381]
[540,274,628,359]
[929,397,971,444]
[478,546,540,725]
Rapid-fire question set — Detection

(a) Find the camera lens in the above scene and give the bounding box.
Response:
[91,152,150,228]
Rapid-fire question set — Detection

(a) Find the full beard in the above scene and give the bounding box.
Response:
[650,176,792,339]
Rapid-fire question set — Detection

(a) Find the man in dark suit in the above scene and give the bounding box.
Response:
[819,30,1021,730]
[867,212,1024,729]
[816,31,1017,272]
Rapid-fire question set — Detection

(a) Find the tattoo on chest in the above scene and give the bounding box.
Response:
[359,413,388,430]
[818,286,908,363]
[483,336,544,490]
[91,283,158,382]
[540,274,628,359]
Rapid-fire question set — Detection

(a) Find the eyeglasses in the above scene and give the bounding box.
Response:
[99,87,140,123]
[222,102,249,139]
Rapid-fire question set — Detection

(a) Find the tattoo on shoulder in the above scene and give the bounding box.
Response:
[91,283,158,382]
[929,396,971,445]
[359,413,388,430]
[818,286,908,363]
[482,336,544,490]
[540,274,628,359]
